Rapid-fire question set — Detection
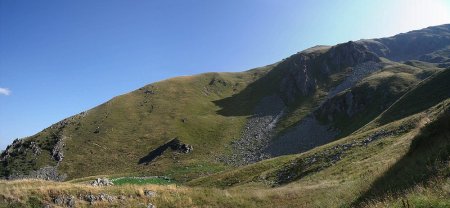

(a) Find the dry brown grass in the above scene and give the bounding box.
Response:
[0,179,365,208]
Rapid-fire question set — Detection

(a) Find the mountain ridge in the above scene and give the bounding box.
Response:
[1,24,449,184]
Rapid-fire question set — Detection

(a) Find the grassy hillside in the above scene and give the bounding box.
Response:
[186,68,450,205]
[371,68,450,127]
[1,64,449,208]
[0,55,446,182]
[189,66,450,189]
[1,65,282,181]
[1,24,450,208]
[185,98,450,207]
[1,98,448,208]
[0,40,391,180]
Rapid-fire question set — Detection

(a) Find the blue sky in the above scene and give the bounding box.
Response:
[1,0,449,150]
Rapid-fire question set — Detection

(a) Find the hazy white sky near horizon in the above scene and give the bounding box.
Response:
[0,0,449,150]
[379,0,450,36]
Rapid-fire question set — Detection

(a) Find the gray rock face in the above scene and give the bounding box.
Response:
[325,41,380,68]
[220,95,286,166]
[28,142,42,156]
[266,61,383,157]
[8,166,67,181]
[279,54,318,104]
[278,41,380,104]
[223,42,384,164]
[52,136,66,162]
[314,62,392,123]
[317,89,373,123]
[326,61,384,99]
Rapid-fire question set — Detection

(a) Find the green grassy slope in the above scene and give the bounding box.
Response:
[1,25,450,208]
[0,41,383,180]
[2,25,449,185]
[1,65,284,181]
[371,68,450,128]
[0,59,445,183]
[0,103,448,208]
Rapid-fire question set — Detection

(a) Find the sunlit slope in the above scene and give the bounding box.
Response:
[1,65,283,180]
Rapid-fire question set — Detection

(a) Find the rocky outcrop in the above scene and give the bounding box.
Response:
[278,41,380,104]
[169,138,193,153]
[0,111,85,180]
[325,41,380,69]
[48,192,117,206]
[264,53,382,158]
[51,136,65,162]
[139,85,157,94]
[84,192,117,204]
[223,42,383,165]
[326,61,384,99]
[279,53,319,104]
[8,166,67,181]
[91,178,114,186]
[1,139,39,161]
[2,140,67,181]
[47,190,157,207]
[52,195,76,207]
[317,89,373,122]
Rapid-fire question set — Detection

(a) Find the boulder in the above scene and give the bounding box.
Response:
[84,193,97,204]
[93,127,100,134]
[169,138,193,153]
[144,190,156,197]
[91,178,113,186]
[52,195,75,207]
